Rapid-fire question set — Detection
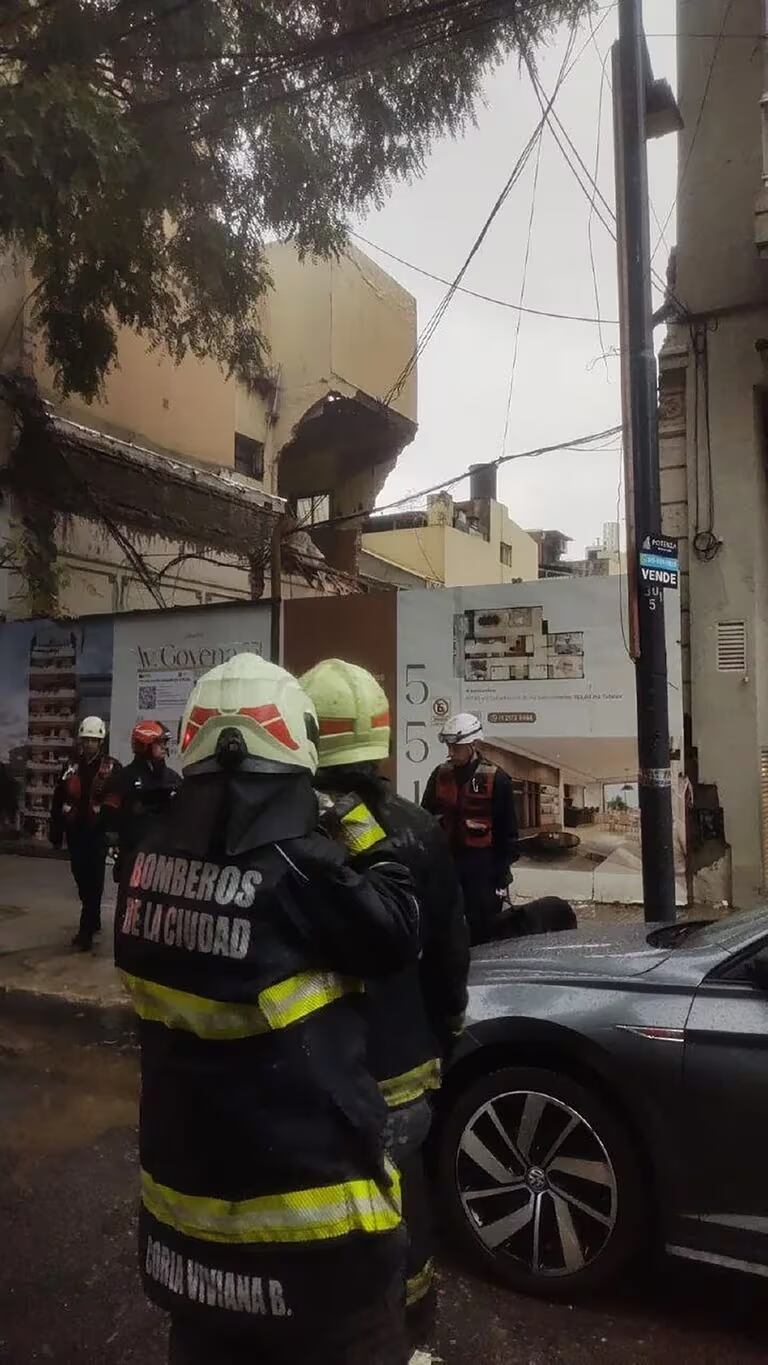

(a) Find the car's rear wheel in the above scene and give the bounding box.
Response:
[437,1065,648,1296]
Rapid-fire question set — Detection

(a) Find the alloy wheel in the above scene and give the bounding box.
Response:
[457,1088,618,1277]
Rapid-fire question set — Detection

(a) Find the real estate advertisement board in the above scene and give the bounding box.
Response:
[0,602,271,852]
[110,603,271,764]
[0,617,114,847]
[397,577,685,904]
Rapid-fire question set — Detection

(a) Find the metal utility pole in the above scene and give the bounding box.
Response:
[613,0,676,921]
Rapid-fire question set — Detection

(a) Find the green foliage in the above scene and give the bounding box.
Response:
[0,0,591,399]
[607,795,628,812]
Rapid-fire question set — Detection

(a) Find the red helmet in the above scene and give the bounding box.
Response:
[132,720,171,757]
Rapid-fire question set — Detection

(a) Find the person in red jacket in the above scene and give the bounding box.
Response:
[421,712,518,945]
[50,715,121,951]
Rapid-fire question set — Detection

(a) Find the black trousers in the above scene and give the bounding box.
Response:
[166,1252,409,1365]
[67,835,106,936]
[385,1099,435,1346]
[456,853,500,946]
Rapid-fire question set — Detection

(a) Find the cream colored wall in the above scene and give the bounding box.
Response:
[31,321,271,477]
[494,504,539,582]
[363,507,539,589]
[263,242,334,462]
[264,242,417,508]
[3,241,415,496]
[442,526,504,586]
[0,252,28,377]
[361,526,445,583]
[668,0,768,904]
[329,248,417,425]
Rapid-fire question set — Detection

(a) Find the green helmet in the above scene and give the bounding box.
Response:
[300,658,390,769]
[179,652,318,776]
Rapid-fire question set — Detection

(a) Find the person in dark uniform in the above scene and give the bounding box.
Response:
[50,715,121,951]
[114,653,418,1365]
[421,712,519,946]
[301,658,470,1349]
[107,720,181,877]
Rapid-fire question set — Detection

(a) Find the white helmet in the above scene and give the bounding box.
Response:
[78,715,106,741]
[179,652,318,776]
[438,712,484,746]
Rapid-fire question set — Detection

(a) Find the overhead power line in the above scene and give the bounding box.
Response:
[499,130,544,455]
[350,233,619,325]
[317,423,624,531]
[381,109,547,405]
[126,0,519,116]
[380,10,610,408]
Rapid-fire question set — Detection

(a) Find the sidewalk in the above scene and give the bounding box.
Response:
[0,853,127,1017]
[0,852,720,1020]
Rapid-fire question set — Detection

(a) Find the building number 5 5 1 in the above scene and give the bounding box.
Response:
[404,664,430,802]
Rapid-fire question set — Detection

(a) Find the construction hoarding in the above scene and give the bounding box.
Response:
[397,578,685,904]
[0,602,271,850]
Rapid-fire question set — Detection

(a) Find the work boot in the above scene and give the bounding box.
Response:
[71,929,94,952]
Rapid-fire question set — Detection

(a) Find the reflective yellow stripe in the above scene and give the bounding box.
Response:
[121,970,362,1041]
[121,972,270,1040]
[141,1163,402,1245]
[340,802,388,855]
[406,1257,435,1307]
[259,970,363,1028]
[379,1057,442,1109]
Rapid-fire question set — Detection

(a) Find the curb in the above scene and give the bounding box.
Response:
[0,983,135,1043]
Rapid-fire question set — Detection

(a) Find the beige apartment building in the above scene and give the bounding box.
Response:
[0,242,416,619]
[362,464,539,587]
[658,0,768,905]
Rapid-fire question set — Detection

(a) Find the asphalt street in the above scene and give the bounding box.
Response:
[0,1016,765,1365]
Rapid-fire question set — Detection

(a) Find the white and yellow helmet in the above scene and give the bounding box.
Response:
[179,653,318,776]
[300,658,391,769]
[78,715,107,741]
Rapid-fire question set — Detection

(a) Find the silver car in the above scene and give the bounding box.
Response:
[436,907,768,1296]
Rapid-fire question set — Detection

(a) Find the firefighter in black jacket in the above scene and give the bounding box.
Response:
[107,721,182,876]
[422,712,519,945]
[114,654,419,1365]
[301,659,470,1346]
[50,715,121,951]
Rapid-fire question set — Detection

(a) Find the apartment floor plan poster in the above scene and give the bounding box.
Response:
[460,605,585,683]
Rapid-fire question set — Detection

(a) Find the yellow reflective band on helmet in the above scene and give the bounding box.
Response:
[259,971,363,1029]
[406,1257,435,1307]
[141,1162,402,1245]
[339,802,388,856]
[121,970,362,1041]
[379,1057,442,1109]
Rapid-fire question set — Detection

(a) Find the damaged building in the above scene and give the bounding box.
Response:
[0,241,417,620]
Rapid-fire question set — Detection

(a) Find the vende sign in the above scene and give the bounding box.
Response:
[640,565,679,589]
[638,540,679,592]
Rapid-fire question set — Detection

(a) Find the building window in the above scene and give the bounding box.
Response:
[500,542,513,568]
[234,432,264,480]
[295,494,331,527]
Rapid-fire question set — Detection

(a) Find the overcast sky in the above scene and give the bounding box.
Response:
[355,0,678,557]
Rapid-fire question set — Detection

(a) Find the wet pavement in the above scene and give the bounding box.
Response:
[0,1016,765,1365]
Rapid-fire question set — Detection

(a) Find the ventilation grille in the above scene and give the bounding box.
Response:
[717,621,747,673]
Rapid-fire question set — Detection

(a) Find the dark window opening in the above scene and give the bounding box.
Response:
[234,433,265,480]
